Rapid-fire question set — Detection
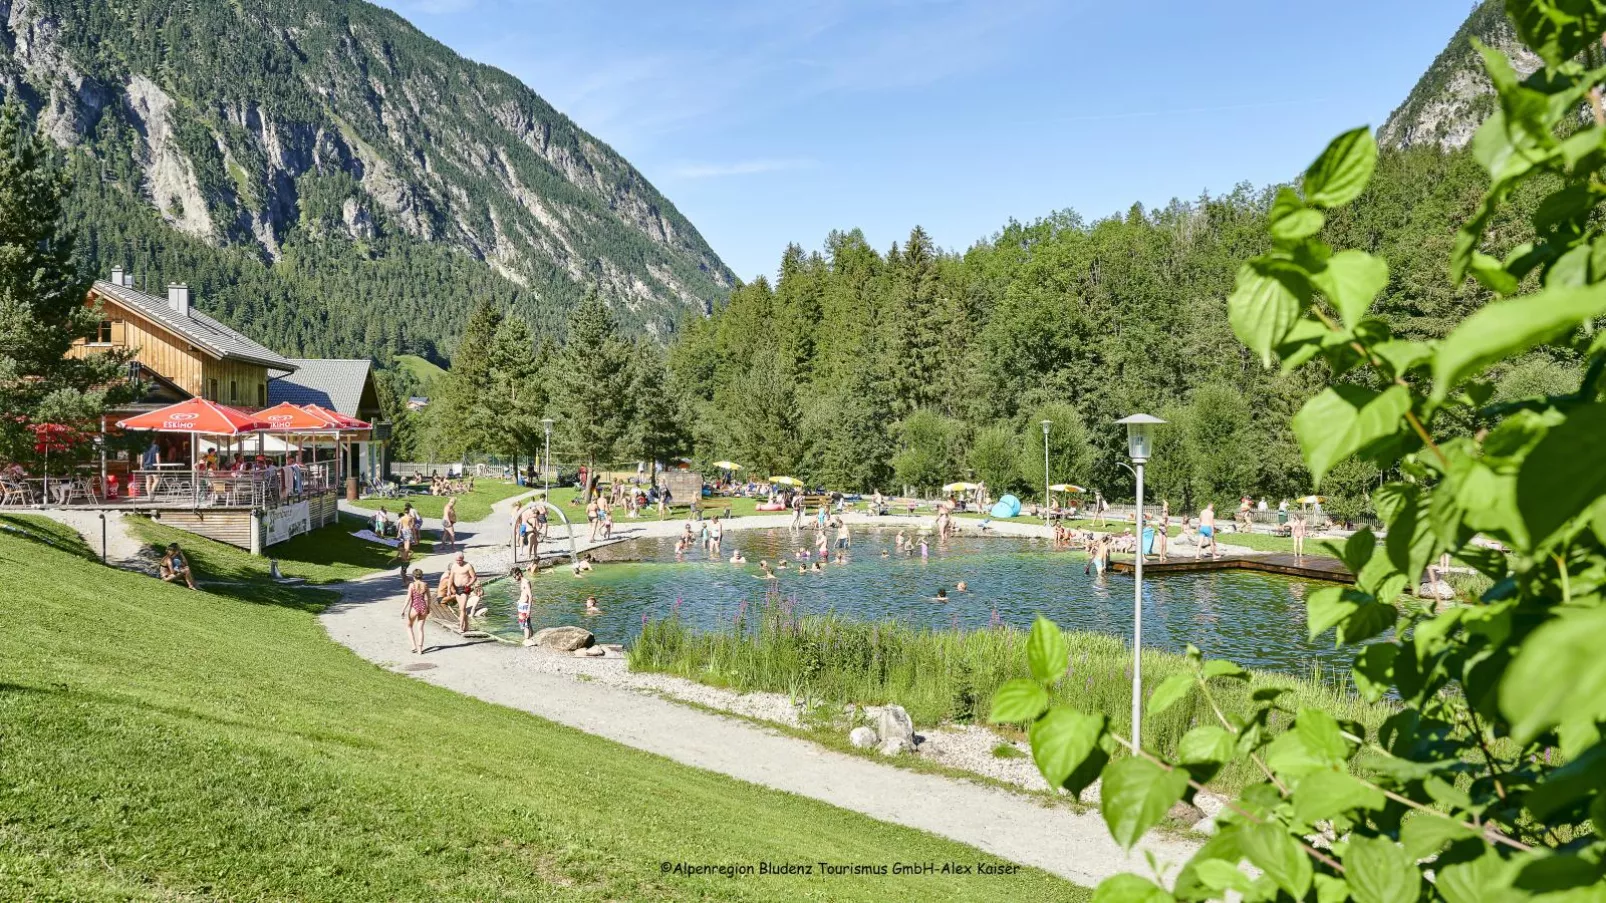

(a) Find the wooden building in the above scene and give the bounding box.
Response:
[70,268,298,403]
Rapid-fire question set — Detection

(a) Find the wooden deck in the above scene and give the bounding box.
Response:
[1107,553,1353,583]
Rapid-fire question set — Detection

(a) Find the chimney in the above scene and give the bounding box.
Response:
[110,266,124,286]
[168,283,190,317]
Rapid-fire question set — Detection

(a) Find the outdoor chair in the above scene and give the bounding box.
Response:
[1,478,33,507]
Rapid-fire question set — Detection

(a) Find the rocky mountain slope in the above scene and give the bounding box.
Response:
[1379,0,1543,150]
[0,0,733,352]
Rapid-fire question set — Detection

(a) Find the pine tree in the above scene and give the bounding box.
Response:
[485,315,548,461]
[429,300,502,459]
[0,100,133,466]
[555,291,634,473]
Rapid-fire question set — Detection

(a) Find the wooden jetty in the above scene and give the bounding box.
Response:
[1107,553,1353,584]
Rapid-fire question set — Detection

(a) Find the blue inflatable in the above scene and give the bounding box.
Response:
[990,494,1022,519]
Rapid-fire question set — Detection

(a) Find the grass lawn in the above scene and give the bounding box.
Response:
[0,512,95,558]
[0,529,1081,901]
[131,514,431,585]
[388,479,533,521]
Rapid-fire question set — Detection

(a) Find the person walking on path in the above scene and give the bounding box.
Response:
[446,552,479,632]
[1196,503,1220,560]
[441,497,458,549]
[404,568,430,654]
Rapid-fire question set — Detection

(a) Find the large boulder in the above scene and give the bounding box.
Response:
[533,626,594,652]
[876,705,915,748]
[879,736,915,757]
[848,726,878,749]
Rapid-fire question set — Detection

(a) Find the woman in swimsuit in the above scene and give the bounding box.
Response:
[404,569,430,654]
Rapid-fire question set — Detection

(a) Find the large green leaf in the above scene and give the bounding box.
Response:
[1146,672,1195,719]
[1438,848,1522,903]
[1304,126,1378,209]
[1268,187,1325,241]
[1400,814,1478,859]
[1516,403,1606,545]
[1345,835,1421,903]
[1029,708,1106,789]
[1505,0,1606,67]
[1310,250,1388,327]
[1292,385,1411,486]
[1294,708,1350,764]
[1092,873,1175,903]
[1239,820,1312,899]
[1228,261,1303,367]
[1501,606,1606,743]
[1431,284,1606,403]
[1176,725,1236,764]
[989,678,1049,723]
[1100,757,1189,850]
[1026,615,1068,683]
[1307,586,1368,642]
[1293,770,1385,823]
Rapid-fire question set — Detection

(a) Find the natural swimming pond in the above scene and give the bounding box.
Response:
[479,527,1358,676]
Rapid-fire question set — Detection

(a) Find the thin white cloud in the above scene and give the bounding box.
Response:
[666,158,819,179]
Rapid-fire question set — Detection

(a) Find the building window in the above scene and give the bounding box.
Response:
[93,320,114,344]
[257,382,266,407]
[207,378,218,401]
[229,380,237,403]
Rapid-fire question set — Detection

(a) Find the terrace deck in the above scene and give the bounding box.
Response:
[1107,553,1354,584]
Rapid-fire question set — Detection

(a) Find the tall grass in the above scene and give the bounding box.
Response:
[631,592,1392,795]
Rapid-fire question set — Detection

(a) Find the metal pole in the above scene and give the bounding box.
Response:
[99,512,107,564]
[1041,422,1051,529]
[1132,459,1145,752]
[544,426,551,494]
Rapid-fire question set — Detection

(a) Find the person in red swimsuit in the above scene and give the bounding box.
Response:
[404,569,430,654]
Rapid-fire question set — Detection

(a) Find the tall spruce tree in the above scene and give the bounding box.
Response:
[429,300,502,460]
[0,101,132,466]
[555,291,634,473]
[485,315,549,462]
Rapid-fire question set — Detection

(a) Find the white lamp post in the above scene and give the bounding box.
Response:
[1040,420,1052,528]
[541,417,554,494]
[1116,412,1165,751]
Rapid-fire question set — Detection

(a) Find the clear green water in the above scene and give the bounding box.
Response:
[483,528,1357,676]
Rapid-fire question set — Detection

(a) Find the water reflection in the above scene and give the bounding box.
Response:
[481,528,1360,676]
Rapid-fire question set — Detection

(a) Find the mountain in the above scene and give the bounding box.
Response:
[1379,0,1543,150]
[0,0,734,360]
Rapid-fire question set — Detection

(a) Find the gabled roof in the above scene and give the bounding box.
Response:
[91,280,296,372]
[267,359,375,417]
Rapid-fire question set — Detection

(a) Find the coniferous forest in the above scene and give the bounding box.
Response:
[656,142,1578,519]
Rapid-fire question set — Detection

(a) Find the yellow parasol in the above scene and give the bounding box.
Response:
[941,481,980,493]
[712,460,742,471]
[769,476,801,486]
[1048,484,1087,493]
[1297,495,1326,505]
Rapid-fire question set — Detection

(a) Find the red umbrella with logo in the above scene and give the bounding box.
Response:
[254,402,342,432]
[116,397,272,435]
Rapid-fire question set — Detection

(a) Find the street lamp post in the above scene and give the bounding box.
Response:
[1040,420,1052,528]
[541,418,554,494]
[1116,413,1165,751]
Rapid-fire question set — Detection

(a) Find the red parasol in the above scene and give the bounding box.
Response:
[30,422,87,455]
[115,398,271,435]
[255,402,342,432]
[302,404,371,431]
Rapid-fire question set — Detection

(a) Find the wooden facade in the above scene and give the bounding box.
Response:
[153,494,340,552]
[69,291,272,406]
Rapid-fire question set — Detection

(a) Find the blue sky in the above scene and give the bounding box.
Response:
[374,0,1474,282]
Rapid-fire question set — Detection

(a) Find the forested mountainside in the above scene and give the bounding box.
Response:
[667,141,1575,517]
[1379,0,1542,149]
[0,0,733,361]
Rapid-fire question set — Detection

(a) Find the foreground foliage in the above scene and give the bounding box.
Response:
[998,7,1606,901]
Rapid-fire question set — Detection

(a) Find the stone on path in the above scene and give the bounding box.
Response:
[848,726,878,749]
[571,646,606,658]
[876,705,915,748]
[879,736,914,756]
[533,625,594,652]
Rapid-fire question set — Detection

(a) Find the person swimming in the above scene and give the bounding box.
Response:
[811,561,824,573]
[935,588,949,602]
[729,550,747,564]
[584,594,602,615]
[758,560,777,580]
[956,581,968,593]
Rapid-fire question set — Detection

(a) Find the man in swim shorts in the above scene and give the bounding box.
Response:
[1196,503,1219,560]
[446,552,478,631]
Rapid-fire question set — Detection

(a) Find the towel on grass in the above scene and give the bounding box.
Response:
[352,529,400,548]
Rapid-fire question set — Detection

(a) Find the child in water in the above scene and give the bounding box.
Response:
[919,539,929,560]
[935,588,949,602]
[584,594,602,615]
[511,567,533,643]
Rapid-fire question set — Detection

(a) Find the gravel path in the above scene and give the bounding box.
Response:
[20,508,147,563]
[319,494,1204,887]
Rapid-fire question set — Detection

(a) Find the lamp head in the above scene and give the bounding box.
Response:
[1115,413,1166,463]
[1040,419,1052,435]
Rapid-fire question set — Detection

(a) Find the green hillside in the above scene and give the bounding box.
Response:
[0,524,1079,901]
[396,353,448,389]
